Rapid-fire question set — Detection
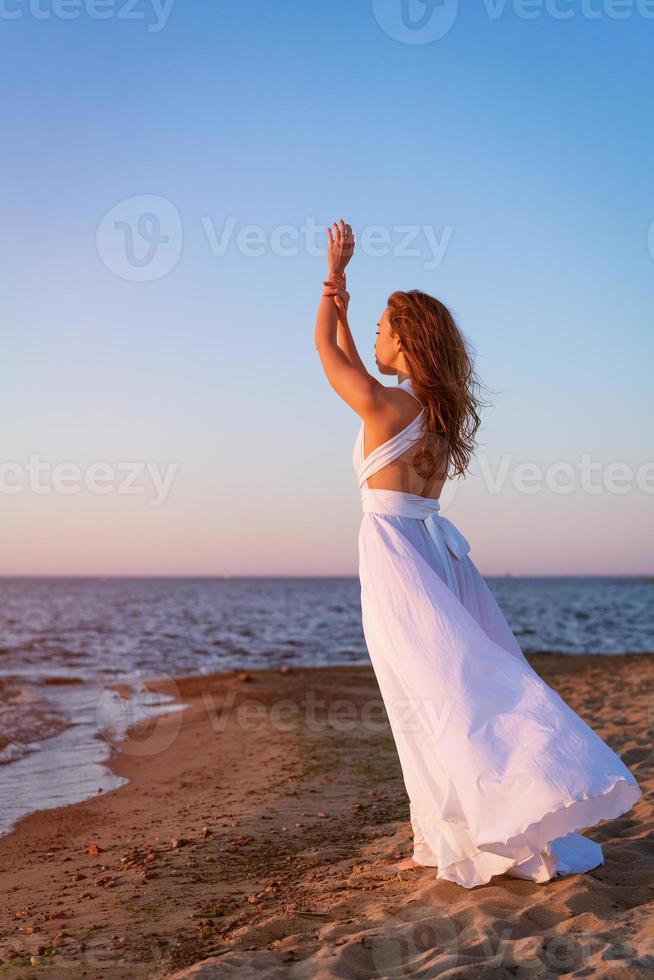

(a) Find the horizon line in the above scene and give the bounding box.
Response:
[0,573,651,581]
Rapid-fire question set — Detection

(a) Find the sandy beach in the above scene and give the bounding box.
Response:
[1,653,652,978]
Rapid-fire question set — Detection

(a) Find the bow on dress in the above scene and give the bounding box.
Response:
[422,506,470,601]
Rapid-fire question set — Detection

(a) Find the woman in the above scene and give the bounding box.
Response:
[314,219,641,889]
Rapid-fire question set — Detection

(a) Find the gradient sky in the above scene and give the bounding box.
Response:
[1,1,653,575]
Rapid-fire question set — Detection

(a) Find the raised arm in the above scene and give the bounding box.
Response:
[332,272,369,375]
[314,220,379,417]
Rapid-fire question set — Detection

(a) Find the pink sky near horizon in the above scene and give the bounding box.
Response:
[2,437,651,577]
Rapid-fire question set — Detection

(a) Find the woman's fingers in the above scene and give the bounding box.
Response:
[322,282,349,297]
[326,220,354,276]
[323,286,349,301]
[327,220,354,244]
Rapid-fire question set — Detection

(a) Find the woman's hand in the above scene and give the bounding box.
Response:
[322,274,350,321]
[327,219,355,277]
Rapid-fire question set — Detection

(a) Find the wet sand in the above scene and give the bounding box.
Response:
[0,654,652,978]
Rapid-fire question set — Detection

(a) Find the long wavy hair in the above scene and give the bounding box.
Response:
[386,290,485,479]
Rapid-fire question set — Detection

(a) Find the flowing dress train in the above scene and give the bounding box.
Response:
[354,378,641,888]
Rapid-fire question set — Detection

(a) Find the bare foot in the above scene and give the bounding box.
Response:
[381,856,422,873]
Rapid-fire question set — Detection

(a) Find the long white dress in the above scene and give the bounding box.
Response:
[353,377,641,888]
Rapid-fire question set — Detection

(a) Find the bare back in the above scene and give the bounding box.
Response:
[358,382,449,500]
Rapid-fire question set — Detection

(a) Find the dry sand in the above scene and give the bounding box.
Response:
[0,654,652,978]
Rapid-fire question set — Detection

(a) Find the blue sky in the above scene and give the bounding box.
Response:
[1,1,653,575]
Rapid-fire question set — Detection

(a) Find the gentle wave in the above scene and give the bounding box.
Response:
[0,680,71,766]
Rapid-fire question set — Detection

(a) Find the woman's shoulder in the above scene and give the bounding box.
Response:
[368,381,424,432]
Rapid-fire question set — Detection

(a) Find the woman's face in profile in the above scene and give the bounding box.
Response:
[374,308,399,375]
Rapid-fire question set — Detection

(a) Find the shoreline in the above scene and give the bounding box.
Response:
[2,650,653,841]
[0,680,186,839]
[0,654,652,977]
